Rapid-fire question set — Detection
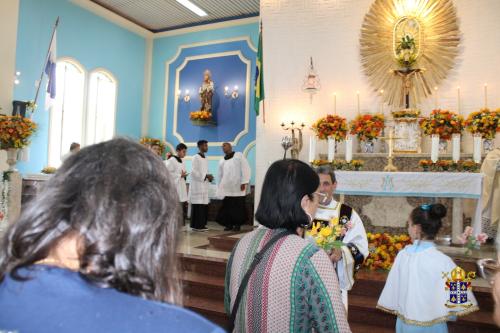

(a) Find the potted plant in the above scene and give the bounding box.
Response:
[0,115,37,170]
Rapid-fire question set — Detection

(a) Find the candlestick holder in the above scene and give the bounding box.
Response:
[281,121,305,159]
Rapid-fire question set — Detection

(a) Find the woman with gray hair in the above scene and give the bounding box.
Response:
[0,138,223,333]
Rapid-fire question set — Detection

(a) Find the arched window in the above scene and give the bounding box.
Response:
[86,70,117,145]
[48,58,85,167]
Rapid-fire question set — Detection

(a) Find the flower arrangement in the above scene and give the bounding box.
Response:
[139,137,166,154]
[392,109,421,119]
[349,114,385,141]
[0,115,37,149]
[419,109,464,140]
[457,226,488,256]
[189,110,213,122]
[332,159,364,171]
[41,166,57,174]
[419,159,481,172]
[464,108,499,140]
[364,232,412,270]
[311,115,348,141]
[311,159,330,167]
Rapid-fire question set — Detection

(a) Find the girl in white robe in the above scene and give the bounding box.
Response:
[377,204,479,332]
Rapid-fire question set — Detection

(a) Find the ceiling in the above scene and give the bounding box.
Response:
[90,0,260,32]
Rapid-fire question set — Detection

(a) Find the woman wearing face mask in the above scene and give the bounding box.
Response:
[224,159,351,333]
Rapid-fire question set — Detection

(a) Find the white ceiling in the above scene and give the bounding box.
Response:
[90,0,260,32]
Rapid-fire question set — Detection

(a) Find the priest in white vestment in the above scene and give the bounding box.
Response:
[189,140,214,231]
[215,143,251,231]
[165,143,188,226]
[314,166,368,310]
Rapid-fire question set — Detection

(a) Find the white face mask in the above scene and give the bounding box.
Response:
[304,211,313,226]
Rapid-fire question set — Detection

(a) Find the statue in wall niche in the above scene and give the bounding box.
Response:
[199,69,214,113]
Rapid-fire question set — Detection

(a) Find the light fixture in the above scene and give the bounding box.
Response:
[224,85,239,99]
[183,89,191,103]
[176,0,207,17]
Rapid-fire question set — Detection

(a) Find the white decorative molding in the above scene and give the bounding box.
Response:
[163,36,256,143]
[243,140,256,157]
[171,50,251,147]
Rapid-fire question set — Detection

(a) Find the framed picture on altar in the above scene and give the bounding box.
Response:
[393,118,421,153]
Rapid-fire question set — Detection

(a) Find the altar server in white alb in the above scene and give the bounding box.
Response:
[378,204,478,333]
[314,166,368,310]
[165,143,188,225]
[189,140,214,231]
[216,142,251,231]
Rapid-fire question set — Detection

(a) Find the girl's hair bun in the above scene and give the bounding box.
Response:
[429,203,447,219]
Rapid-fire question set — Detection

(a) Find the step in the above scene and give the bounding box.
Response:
[350,322,394,333]
[207,233,240,252]
[183,294,228,329]
[181,270,225,300]
[179,253,228,278]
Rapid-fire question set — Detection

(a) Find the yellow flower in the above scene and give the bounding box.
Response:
[330,217,339,226]
[320,227,333,237]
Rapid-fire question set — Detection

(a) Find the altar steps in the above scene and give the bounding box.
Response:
[179,254,498,333]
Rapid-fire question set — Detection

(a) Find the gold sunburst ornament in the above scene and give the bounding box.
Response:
[360,0,461,108]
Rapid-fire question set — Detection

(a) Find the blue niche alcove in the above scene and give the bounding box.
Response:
[175,53,250,144]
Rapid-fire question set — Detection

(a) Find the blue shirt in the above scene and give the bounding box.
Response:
[0,265,225,333]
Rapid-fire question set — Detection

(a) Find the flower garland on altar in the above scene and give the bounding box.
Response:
[0,172,11,225]
[349,114,385,141]
[364,232,412,270]
[0,115,37,149]
[419,159,481,172]
[311,159,364,171]
[311,114,348,141]
[464,108,499,140]
[419,109,464,140]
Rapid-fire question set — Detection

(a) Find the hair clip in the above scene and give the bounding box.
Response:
[420,204,431,211]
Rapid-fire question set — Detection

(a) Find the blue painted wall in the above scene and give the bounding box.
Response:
[148,23,259,184]
[14,0,146,174]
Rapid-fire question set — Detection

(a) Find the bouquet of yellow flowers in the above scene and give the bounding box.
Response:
[464,108,499,140]
[349,114,385,141]
[0,115,37,149]
[364,232,412,270]
[311,114,348,141]
[420,109,464,140]
[190,110,213,121]
[306,217,351,252]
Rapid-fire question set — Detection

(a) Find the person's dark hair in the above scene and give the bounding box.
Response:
[256,159,319,231]
[316,166,336,183]
[176,143,187,151]
[197,140,208,148]
[410,203,447,239]
[69,142,80,152]
[0,138,181,304]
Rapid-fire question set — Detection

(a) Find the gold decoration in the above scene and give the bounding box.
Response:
[360,0,461,108]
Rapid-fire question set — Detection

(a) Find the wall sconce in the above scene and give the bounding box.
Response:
[179,89,190,103]
[224,85,239,99]
[14,71,21,85]
[281,121,305,159]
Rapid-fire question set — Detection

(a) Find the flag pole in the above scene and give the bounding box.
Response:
[33,16,59,105]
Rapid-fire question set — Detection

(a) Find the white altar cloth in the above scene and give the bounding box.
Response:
[334,171,484,241]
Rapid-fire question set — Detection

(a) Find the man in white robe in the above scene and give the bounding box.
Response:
[189,140,214,231]
[314,166,369,310]
[215,143,251,231]
[165,143,188,227]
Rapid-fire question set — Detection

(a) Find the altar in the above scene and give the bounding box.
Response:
[334,170,483,243]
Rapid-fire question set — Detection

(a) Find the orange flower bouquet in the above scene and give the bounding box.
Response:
[419,109,464,140]
[311,114,348,141]
[464,108,498,140]
[364,232,412,270]
[0,115,37,149]
[190,111,213,121]
[349,114,385,141]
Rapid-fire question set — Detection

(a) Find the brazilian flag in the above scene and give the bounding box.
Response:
[254,23,264,116]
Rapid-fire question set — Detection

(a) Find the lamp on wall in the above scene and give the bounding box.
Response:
[14,71,21,85]
[178,89,190,103]
[224,85,239,99]
[281,121,305,159]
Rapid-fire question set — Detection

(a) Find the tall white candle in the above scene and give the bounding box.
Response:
[379,89,384,114]
[484,83,488,108]
[333,93,337,115]
[473,134,482,163]
[434,86,439,109]
[327,138,336,161]
[345,135,353,162]
[309,135,317,162]
[356,91,360,115]
[431,134,439,163]
[388,128,394,158]
[452,134,461,163]
[457,86,461,115]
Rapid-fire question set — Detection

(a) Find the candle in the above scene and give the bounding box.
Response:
[452,134,461,163]
[345,135,353,162]
[433,86,438,109]
[309,136,317,162]
[388,128,394,158]
[333,93,337,115]
[327,138,336,161]
[380,89,384,114]
[457,86,461,115]
[431,134,439,163]
[473,134,482,163]
[484,83,488,108]
[356,91,360,115]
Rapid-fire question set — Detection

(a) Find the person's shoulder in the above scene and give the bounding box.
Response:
[234,152,244,159]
